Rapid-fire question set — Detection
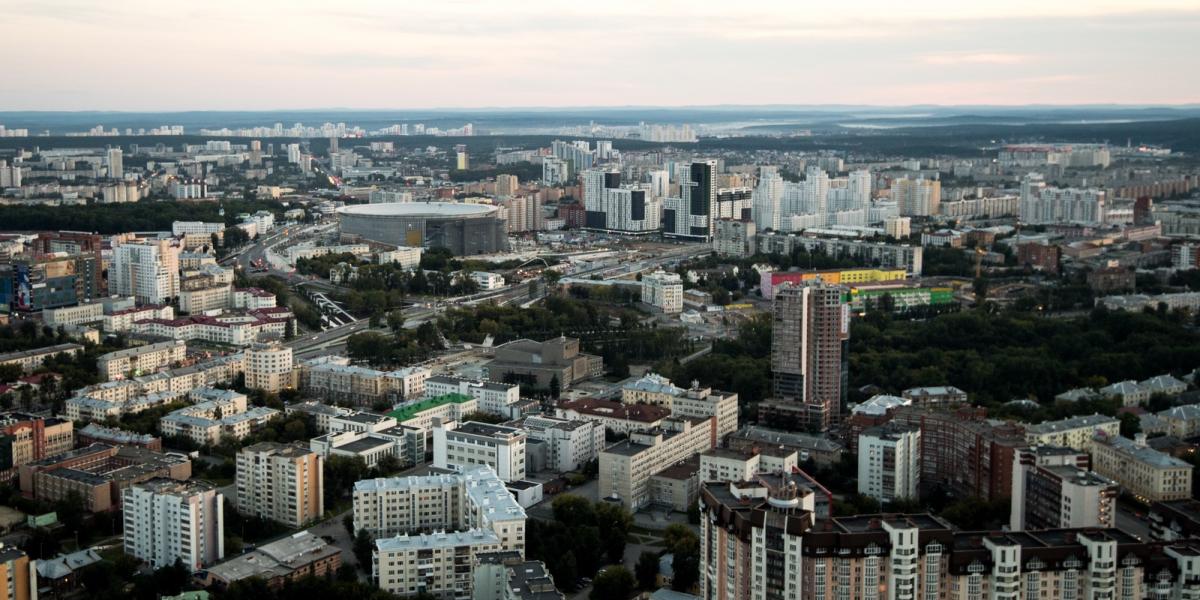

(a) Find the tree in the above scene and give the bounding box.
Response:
[590,566,635,600]
[353,528,374,569]
[635,551,661,590]
[549,374,561,399]
[662,524,700,592]
[1120,412,1142,438]
[343,514,356,536]
[552,494,595,528]
[284,319,296,340]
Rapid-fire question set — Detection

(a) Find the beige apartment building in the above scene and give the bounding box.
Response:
[236,442,324,528]
[97,340,186,381]
[1090,433,1194,502]
[245,342,295,393]
[1024,413,1120,453]
[599,416,716,510]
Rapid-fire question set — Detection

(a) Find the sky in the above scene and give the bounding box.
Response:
[2,0,1198,111]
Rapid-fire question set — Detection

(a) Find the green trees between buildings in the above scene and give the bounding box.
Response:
[526,495,633,591]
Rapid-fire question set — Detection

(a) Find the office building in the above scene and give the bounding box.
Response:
[507,414,605,474]
[1090,433,1193,502]
[641,270,683,313]
[122,478,224,571]
[599,417,716,510]
[426,375,522,418]
[245,343,294,393]
[433,421,527,482]
[857,423,921,503]
[97,340,187,381]
[236,442,324,527]
[110,239,180,304]
[1009,446,1118,531]
[760,281,849,432]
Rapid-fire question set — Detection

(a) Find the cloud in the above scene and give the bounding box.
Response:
[921,52,1031,65]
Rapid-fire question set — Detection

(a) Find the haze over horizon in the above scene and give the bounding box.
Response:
[3,0,1198,112]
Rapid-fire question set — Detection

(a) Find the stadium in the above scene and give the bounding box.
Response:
[336,202,509,256]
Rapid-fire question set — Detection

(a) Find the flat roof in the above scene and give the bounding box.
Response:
[388,393,474,422]
[338,201,498,218]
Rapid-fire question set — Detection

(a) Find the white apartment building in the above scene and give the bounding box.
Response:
[471,271,506,291]
[374,531,502,597]
[884,216,912,239]
[599,417,716,510]
[160,388,279,446]
[377,247,422,270]
[43,302,104,327]
[97,339,186,381]
[425,376,520,417]
[433,421,527,482]
[700,448,762,483]
[122,479,223,572]
[103,304,175,333]
[236,442,324,528]
[1020,174,1108,225]
[511,414,605,474]
[172,221,226,237]
[110,239,181,304]
[179,284,231,314]
[641,270,683,314]
[857,423,921,503]
[1010,446,1118,531]
[132,309,291,346]
[245,342,294,393]
[620,373,739,439]
[231,287,277,310]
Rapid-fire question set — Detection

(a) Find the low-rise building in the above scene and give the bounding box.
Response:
[77,423,162,451]
[1159,404,1200,438]
[1024,413,1120,452]
[200,531,341,590]
[160,389,279,446]
[0,413,74,480]
[621,373,739,439]
[245,342,295,393]
[18,444,191,512]
[1091,433,1193,502]
[900,385,967,406]
[300,357,430,406]
[470,271,506,291]
[97,340,186,381]
[122,478,224,571]
[0,343,84,373]
[641,270,683,313]
[472,552,563,600]
[426,375,521,418]
[555,398,670,436]
[725,425,845,467]
[599,417,716,510]
[1100,380,1153,406]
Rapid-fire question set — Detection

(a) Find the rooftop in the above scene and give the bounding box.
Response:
[375,528,500,551]
[206,531,340,584]
[1095,433,1192,469]
[1026,413,1119,434]
[387,393,474,422]
[558,397,670,423]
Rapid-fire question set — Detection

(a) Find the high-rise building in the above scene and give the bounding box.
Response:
[857,423,921,503]
[647,169,669,199]
[760,281,848,432]
[110,239,180,304]
[0,545,33,600]
[1009,446,1118,531]
[122,478,224,571]
[664,160,717,241]
[286,143,301,164]
[754,166,783,231]
[106,148,124,179]
[713,218,756,258]
[456,151,469,170]
[890,177,941,217]
[1019,173,1108,225]
[884,216,912,239]
[236,442,324,528]
[495,173,519,197]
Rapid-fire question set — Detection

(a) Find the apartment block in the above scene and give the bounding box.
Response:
[236,442,324,528]
[620,372,739,440]
[0,413,74,479]
[301,357,430,406]
[857,422,921,503]
[18,444,191,512]
[1090,433,1193,502]
[0,545,33,600]
[1024,413,1121,453]
[433,421,527,482]
[245,342,295,393]
[1010,446,1118,531]
[599,416,716,510]
[160,388,280,446]
[889,405,1026,501]
[97,340,186,381]
[0,343,84,373]
[122,478,224,571]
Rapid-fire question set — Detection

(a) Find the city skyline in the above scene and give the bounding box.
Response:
[2,0,1198,111]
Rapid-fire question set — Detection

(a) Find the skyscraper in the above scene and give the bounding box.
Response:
[759,280,849,432]
[106,148,123,179]
[754,166,783,231]
[664,160,717,241]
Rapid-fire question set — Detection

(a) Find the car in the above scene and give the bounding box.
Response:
[311,335,319,340]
